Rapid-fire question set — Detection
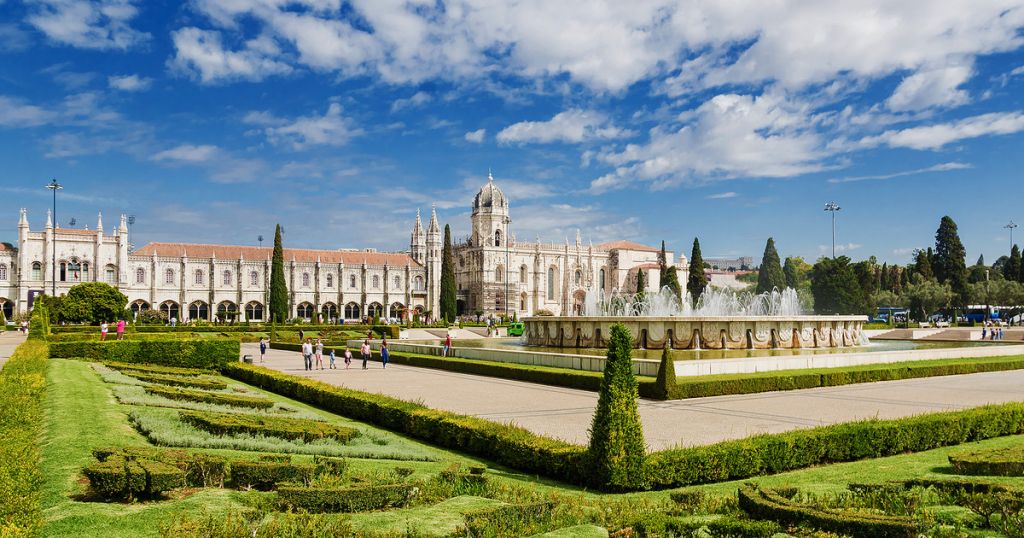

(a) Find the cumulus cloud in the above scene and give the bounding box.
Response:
[887,64,973,111]
[390,91,432,112]
[170,27,292,84]
[245,102,359,149]
[27,0,149,50]
[0,95,57,127]
[152,144,220,163]
[707,191,738,199]
[108,74,152,91]
[496,110,632,144]
[464,128,486,143]
[857,111,1024,150]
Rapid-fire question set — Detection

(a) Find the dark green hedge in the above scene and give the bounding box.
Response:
[628,513,780,538]
[0,341,48,535]
[313,455,348,476]
[949,445,1024,476]
[104,361,211,377]
[130,372,227,390]
[49,339,240,369]
[83,456,185,500]
[144,385,274,409]
[738,485,917,538]
[222,363,588,485]
[93,446,228,488]
[230,461,315,490]
[277,483,414,512]
[179,410,359,443]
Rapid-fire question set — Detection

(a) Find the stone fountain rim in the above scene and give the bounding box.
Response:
[523,315,867,322]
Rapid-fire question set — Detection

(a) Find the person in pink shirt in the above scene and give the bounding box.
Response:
[116,318,126,340]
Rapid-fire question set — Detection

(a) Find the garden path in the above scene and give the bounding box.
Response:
[0,330,26,370]
[247,343,1024,451]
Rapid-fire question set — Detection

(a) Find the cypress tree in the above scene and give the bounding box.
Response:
[658,240,683,299]
[756,237,786,294]
[635,267,646,301]
[658,240,667,283]
[588,323,646,491]
[933,216,969,308]
[439,224,457,322]
[913,249,934,280]
[268,224,289,322]
[654,347,677,400]
[1005,245,1022,283]
[687,237,708,306]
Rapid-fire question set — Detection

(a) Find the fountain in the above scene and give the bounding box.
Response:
[524,286,866,350]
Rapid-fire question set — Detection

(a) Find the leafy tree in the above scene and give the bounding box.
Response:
[810,256,865,314]
[654,347,677,399]
[58,282,128,323]
[783,257,811,289]
[904,276,953,321]
[687,238,708,306]
[756,237,786,294]
[658,241,683,300]
[968,264,991,284]
[1005,245,1022,283]
[933,216,969,309]
[853,258,880,312]
[588,323,646,491]
[268,224,289,322]
[439,224,457,322]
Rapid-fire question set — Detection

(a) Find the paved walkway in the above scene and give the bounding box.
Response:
[0,331,27,370]
[247,343,1024,451]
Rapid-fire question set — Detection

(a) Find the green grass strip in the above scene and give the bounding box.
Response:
[0,340,48,537]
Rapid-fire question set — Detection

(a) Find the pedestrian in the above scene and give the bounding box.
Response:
[116,318,126,340]
[360,339,371,369]
[299,328,305,343]
[315,338,324,370]
[100,321,109,341]
[380,339,389,369]
[344,347,352,369]
[443,332,452,357]
[999,327,1005,341]
[259,337,268,363]
[302,338,313,371]
[21,320,28,333]
[329,348,336,369]
[982,325,988,340]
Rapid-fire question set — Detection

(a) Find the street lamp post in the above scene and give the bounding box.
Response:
[127,215,136,252]
[258,235,264,249]
[1006,221,1018,250]
[824,201,842,258]
[46,179,62,296]
[504,216,511,321]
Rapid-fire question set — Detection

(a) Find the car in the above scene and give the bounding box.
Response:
[506,322,525,337]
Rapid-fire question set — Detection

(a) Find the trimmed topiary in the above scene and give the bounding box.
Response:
[230,461,316,490]
[654,347,677,400]
[143,384,274,409]
[179,410,359,443]
[128,372,227,390]
[277,483,414,512]
[587,323,646,491]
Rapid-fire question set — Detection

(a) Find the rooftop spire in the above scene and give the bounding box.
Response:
[18,208,27,228]
[96,211,103,232]
[487,168,493,182]
[46,209,52,229]
[427,204,439,233]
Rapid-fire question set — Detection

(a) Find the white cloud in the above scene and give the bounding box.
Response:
[496,109,632,144]
[818,243,863,255]
[828,162,971,183]
[464,128,486,143]
[887,64,972,111]
[1012,66,1024,76]
[390,91,432,112]
[108,74,152,91]
[170,27,293,84]
[152,144,220,163]
[27,0,149,50]
[248,102,359,149]
[591,92,828,192]
[0,95,57,127]
[707,191,737,199]
[857,111,1024,150]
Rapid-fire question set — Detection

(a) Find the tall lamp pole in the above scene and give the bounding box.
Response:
[504,216,511,320]
[127,215,136,252]
[1006,221,1018,250]
[46,179,63,296]
[824,201,842,258]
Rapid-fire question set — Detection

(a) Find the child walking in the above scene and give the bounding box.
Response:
[329,348,336,369]
[344,347,352,369]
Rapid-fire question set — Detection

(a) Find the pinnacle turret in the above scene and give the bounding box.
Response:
[427,205,440,234]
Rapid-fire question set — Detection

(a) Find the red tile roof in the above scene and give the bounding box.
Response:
[134,242,422,267]
[595,240,660,252]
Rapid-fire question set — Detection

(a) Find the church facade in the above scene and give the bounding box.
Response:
[0,175,686,321]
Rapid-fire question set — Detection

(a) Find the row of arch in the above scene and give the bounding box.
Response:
[131,300,420,322]
[490,265,608,303]
[128,268,425,291]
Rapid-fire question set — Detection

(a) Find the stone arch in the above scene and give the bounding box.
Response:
[245,301,264,321]
[216,301,237,321]
[160,301,180,321]
[572,289,586,315]
[0,297,14,319]
[130,299,150,316]
[321,302,338,322]
[344,302,360,319]
[296,302,314,320]
[389,302,405,319]
[188,300,208,321]
[367,302,384,319]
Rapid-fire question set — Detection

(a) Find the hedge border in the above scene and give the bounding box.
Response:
[0,341,48,535]
[738,485,917,538]
[49,339,240,369]
[277,483,414,512]
[949,445,1024,476]
[144,385,274,409]
[129,372,227,390]
[179,410,359,443]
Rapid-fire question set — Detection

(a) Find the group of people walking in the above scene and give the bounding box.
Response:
[982,321,1007,341]
[99,319,127,341]
[282,336,390,372]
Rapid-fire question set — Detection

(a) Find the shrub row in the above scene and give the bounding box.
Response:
[277,483,414,512]
[0,341,48,536]
[222,363,588,485]
[103,360,211,377]
[850,478,1018,496]
[144,385,274,409]
[463,502,555,537]
[647,401,1024,489]
[49,339,240,369]
[313,455,348,476]
[179,410,359,443]
[83,456,184,500]
[50,323,388,334]
[949,445,1024,476]
[627,513,780,538]
[130,372,227,390]
[738,485,917,538]
[93,446,229,488]
[229,461,315,490]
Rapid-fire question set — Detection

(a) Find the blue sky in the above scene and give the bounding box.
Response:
[1,1,1023,265]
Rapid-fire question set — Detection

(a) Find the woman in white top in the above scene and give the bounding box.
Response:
[315,339,325,370]
[100,321,109,341]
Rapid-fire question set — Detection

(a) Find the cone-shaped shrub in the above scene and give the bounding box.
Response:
[654,347,677,399]
[588,323,646,491]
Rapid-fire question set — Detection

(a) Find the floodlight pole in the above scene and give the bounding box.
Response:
[46,179,63,296]
[1006,221,1018,250]
[824,202,842,258]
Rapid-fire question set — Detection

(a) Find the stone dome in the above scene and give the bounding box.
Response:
[472,172,507,211]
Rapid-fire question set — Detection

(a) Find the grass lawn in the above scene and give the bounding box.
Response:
[348,495,505,535]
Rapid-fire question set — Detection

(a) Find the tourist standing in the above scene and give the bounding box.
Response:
[380,339,389,369]
[169,316,177,327]
[443,332,452,357]
[116,318,126,340]
[259,337,268,363]
[360,340,371,369]
[299,328,305,343]
[329,348,336,369]
[100,321,109,341]
[344,347,352,369]
[302,338,313,371]
[315,338,324,370]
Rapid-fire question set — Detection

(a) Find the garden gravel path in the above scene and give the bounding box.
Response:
[247,343,1024,451]
[0,330,26,371]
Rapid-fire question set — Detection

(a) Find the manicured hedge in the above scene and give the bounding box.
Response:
[628,513,780,538]
[104,361,211,377]
[0,341,48,536]
[49,339,240,369]
[277,483,414,512]
[50,323,390,334]
[230,461,315,490]
[646,401,1024,489]
[313,455,348,476]
[129,372,227,390]
[179,410,359,442]
[949,445,1024,476]
[739,485,917,537]
[222,363,588,485]
[93,446,229,488]
[463,502,555,536]
[144,385,274,409]
[83,456,185,500]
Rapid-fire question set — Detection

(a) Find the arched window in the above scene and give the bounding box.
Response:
[82,262,89,281]
[393,275,400,289]
[245,301,264,321]
[494,229,502,247]
[495,265,503,282]
[372,275,380,288]
[194,269,204,285]
[414,275,424,290]
[135,267,145,284]
[302,272,310,287]
[105,265,116,284]
[297,302,314,319]
[223,270,232,286]
[250,271,258,286]
[599,268,606,290]
[575,270,582,286]
[326,274,333,288]
[0,264,6,281]
[165,268,174,284]
[520,292,527,312]
[547,267,555,300]
[344,302,360,319]
[349,274,356,288]
[65,259,82,282]
[31,262,41,280]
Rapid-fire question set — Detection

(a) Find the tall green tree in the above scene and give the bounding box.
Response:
[913,249,934,280]
[783,256,812,289]
[933,216,969,308]
[657,240,683,299]
[1005,245,1022,283]
[756,237,786,294]
[687,238,708,306]
[904,276,953,321]
[635,267,647,301]
[268,224,289,322]
[439,224,457,322]
[810,256,865,314]
[588,323,646,491]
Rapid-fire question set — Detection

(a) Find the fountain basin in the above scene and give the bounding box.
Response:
[523,316,867,350]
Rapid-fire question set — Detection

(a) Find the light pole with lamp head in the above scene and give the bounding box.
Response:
[127,215,136,252]
[824,201,841,258]
[1006,221,1018,251]
[46,179,62,296]
[504,216,511,321]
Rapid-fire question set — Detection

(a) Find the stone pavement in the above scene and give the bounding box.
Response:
[246,343,1024,451]
[0,330,27,370]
